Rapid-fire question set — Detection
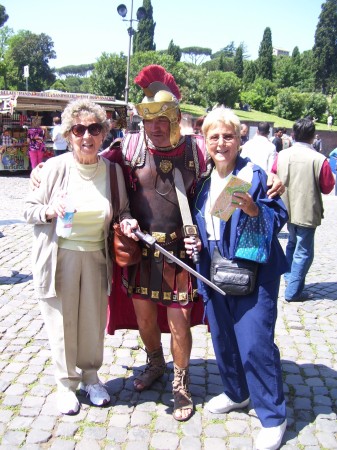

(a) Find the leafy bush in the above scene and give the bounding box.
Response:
[274,87,305,121]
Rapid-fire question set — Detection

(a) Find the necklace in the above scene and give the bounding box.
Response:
[75,158,99,181]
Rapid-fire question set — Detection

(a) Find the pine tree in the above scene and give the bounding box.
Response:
[133,0,156,53]
[234,45,244,79]
[257,27,273,81]
[167,39,181,62]
[313,0,337,94]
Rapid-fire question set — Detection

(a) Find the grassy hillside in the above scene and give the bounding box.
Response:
[180,103,335,131]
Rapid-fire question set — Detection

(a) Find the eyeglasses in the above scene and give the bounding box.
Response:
[207,134,238,144]
[71,123,103,137]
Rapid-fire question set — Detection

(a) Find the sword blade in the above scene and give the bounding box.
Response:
[153,242,227,296]
[129,226,227,296]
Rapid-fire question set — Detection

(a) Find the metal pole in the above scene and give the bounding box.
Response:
[125,0,134,105]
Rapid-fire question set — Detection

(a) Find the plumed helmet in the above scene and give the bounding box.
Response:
[134,65,181,147]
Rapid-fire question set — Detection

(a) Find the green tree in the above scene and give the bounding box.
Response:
[242,60,257,87]
[0,25,13,88]
[241,77,276,112]
[211,42,236,59]
[90,52,126,98]
[202,71,241,108]
[257,27,273,80]
[274,55,300,89]
[301,92,328,121]
[274,87,304,120]
[5,30,56,90]
[174,62,207,106]
[202,56,234,72]
[181,46,212,65]
[234,45,244,79]
[0,5,8,27]
[313,0,337,94]
[133,0,156,53]
[55,64,94,77]
[167,39,181,62]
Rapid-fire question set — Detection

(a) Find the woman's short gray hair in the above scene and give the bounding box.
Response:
[202,107,241,138]
[61,98,110,140]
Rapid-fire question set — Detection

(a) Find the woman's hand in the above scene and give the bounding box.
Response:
[232,192,259,217]
[184,236,202,259]
[45,191,69,220]
[120,218,140,241]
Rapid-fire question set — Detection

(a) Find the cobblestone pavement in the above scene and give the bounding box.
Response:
[0,173,336,450]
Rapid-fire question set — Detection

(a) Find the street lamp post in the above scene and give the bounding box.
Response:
[117,1,146,105]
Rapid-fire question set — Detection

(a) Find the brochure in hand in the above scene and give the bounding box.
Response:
[210,175,252,221]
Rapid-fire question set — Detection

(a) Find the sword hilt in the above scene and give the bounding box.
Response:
[130,226,156,247]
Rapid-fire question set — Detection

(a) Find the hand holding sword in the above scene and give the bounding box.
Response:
[126,222,227,297]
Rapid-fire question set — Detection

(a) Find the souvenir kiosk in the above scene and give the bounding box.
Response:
[0,90,127,172]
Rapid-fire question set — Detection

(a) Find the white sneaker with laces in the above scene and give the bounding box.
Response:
[57,390,80,415]
[255,419,287,450]
[80,382,110,406]
[206,392,250,414]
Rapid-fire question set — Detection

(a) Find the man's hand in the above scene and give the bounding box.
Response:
[29,162,44,190]
[266,172,285,199]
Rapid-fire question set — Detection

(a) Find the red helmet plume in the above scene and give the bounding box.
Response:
[134,65,181,100]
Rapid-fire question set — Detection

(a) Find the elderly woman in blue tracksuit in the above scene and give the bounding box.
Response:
[186,108,288,450]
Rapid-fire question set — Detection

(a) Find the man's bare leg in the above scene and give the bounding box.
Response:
[167,307,193,421]
[132,299,164,391]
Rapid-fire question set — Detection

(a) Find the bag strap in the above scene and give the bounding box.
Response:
[109,162,120,221]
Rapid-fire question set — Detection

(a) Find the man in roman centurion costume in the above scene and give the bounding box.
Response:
[106,65,209,422]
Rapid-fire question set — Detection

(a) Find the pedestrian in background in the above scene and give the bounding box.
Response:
[313,134,322,152]
[24,99,138,415]
[272,127,283,153]
[52,116,68,156]
[241,121,276,172]
[27,126,45,169]
[275,117,334,302]
[240,123,249,145]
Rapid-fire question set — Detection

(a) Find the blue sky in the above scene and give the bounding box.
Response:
[0,0,323,68]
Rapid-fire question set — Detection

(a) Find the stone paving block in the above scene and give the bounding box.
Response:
[130,410,152,426]
[25,429,51,444]
[2,430,27,446]
[107,426,128,443]
[204,437,228,449]
[49,440,76,450]
[55,422,79,437]
[150,432,179,450]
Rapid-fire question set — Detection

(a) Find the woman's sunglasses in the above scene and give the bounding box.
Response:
[71,123,103,137]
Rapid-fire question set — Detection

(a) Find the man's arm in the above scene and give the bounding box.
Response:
[29,162,45,189]
[266,171,285,199]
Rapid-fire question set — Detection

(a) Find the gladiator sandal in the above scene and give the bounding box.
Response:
[134,346,166,392]
[172,364,194,422]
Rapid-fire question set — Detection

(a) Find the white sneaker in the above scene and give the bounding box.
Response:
[80,381,110,406]
[255,419,287,450]
[57,390,80,415]
[206,392,250,414]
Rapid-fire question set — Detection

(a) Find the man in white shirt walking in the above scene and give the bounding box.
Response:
[240,122,277,172]
[52,117,68,156]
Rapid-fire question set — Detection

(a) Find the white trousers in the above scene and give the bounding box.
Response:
[39,248,108,392]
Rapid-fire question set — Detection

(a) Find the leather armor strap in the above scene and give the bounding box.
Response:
[160,246,178,305]
[149,249,164,303]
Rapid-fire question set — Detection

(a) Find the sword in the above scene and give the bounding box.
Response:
[128,225,227,297]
